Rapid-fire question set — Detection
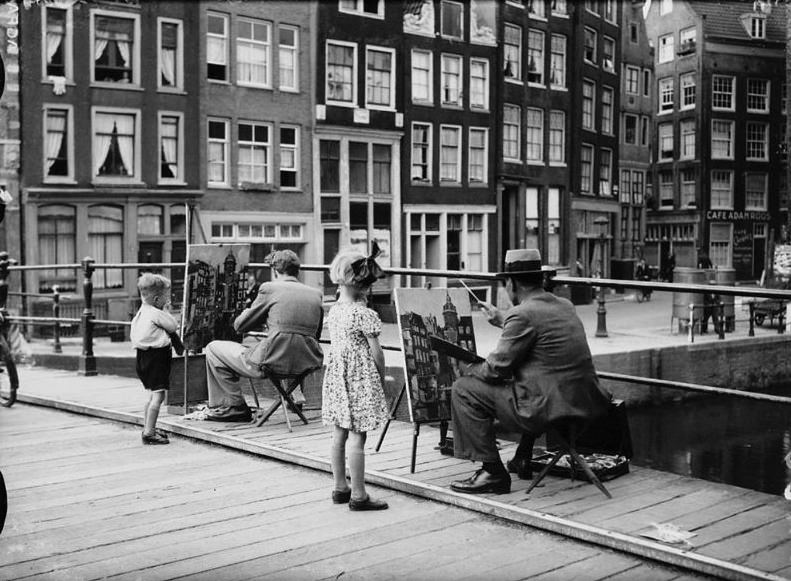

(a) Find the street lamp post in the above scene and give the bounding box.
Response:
[594,216,609,338]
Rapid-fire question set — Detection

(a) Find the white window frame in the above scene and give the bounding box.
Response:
[338,0,384,19]
[411,49,433,104]
[659,171,674,208]
[747,79,770,113]
[711,119,734,160]
[439,124,462,183]
[43,104,74,183]
[602,36,615,73]
[441,0,464,40]
[207,12,228,83]
[469,58,489,110]
[658,122,673,161]
[552,0,568,17]
[441,53,463,107]
[237,121,272,186]
[157,17,183,91]
[326,40,357,107]
[710,170,733,209]
[237,17,272,88]
[91,106,141,183]
[712,75,735,111]
[680,26,696,45]
[504,24,522,83]
[279,125,300,190]
[658,33,674,63]
[549,109,565,165]
[207,117,230,188]
[278,25,299,92]
[658,77,674,113]
[625,65,639,95]
[580,144,593,194]
[623,113,638,145]
[681,169,696,207]
[746,122,768,161]
[583,27,597,65]
[750,16,765,39]
[745,173,768,211]
[680,72,696,109]
[527,29,545,86]
[582,79,595,131]
[411,122,432,183]
[406,209,492,275]
[468,127,488,185]
[527,0,546,19]
[90,9,141,87]
[526,107,544,163]
[710,223,733,268]
[550,34,566,89]
[601,86,613,135]
[503,104,521,162]
[365,46,396,110]
[158,111,184,185]
[680,119,695,160]
[599,148,612,196]
[42,5,73,82]
[603,0,616,22]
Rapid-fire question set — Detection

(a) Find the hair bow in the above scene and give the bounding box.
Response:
[351,241,386,286]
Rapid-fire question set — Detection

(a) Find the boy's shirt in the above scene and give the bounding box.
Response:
[131,303,178,349]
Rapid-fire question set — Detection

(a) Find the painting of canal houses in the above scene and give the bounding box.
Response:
[182,244,251,351]
[394,288,478,423]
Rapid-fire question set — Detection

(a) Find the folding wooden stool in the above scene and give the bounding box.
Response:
[249,367,317,431]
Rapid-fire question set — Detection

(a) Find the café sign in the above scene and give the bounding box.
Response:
[706,210,771,222]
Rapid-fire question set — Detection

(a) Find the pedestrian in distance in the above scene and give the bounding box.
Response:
[322,243,390,511]
[130,273,184,445]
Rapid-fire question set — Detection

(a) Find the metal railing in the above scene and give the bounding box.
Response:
[0,253,789,405]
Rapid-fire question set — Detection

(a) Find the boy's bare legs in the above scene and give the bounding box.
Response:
[143,390,166,437]
[331,426,350,493]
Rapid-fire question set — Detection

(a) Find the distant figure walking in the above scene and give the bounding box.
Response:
[322,244,389,511]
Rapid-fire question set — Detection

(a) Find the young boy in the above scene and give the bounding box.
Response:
[130,273,183,445]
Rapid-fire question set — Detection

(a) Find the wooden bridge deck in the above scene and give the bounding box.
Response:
[7,366,791,581]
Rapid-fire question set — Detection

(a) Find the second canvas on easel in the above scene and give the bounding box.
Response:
[394,288,479,424]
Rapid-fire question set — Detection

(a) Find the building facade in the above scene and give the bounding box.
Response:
[645,0,787,281]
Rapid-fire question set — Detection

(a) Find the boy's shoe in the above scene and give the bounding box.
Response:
[349,495,388,511]
[331,488,352,504]
[142,432,170,445]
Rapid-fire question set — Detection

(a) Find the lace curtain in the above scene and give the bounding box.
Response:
[45,113,65,172]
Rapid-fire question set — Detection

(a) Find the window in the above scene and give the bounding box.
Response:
[92,12,138,84]
[746,122,768,160]
[528,0,545,18]
[44,108,71,179]
[623,114,637,144]
[681,73,696,109]
[632,171,644,204]
[640,115,650,146]
[137,205,163,236]
[503,104,521,160]
[159,113,181,182]
[709,223,732,267]
[712,75,735,110]
[625,66,639,95]
[583,28,596,64]
[88,205,123,289]
[580,145,593,194]
[582,79,595,130]
[680,26,696,47]
[372,144,391,194]
[410,212,487,274]
[441,0,463,39]
[93,109,138,180]
[525,187,539,249]
[349,141,367,193]
[750,16,765,39]
[603,0,615,21]
[585,0,598,15]
[602,36,615,72]
[411,122,432,182]
[339,0,383,17]
[547,188,561,264]
[620,170,631,203]
[470,0,496,45]
[38,205,76,292]
[279,126,299,188]
[550,34,566,88]
[659,171,673,208]
[503,25,522,81]
[658,33,674,63]
[552,0,567,16]
[411,49,433,103]
[237,18,271,88]
[711,120,734,159]
[783,83,788,114]
[526,108,543,162]
[549,110,565,164]
[601,86,613,134]
[642,69,650,97]
[527,29,544,85]
[366,47,395,108]
[681,169,696,206]
[745,173,768,211]
[658,122,673,160]
[599,148,612,196]
[468,127,488,184]
[319,139,340,192]
[660,0,672,14]
[658,77,674,112]
[238,124,271,185]
[747,79,769,113]
[278,25,299,91]
[44,7,71,79]
[441,54,463,106]
[207,12,228,81]
[207,118,229,186]
[630,22,638,43]
[469,58,489,109]
[440,125,461,182]
[710,170,733,209]
[326,41,356,104]
[680,120,695,159]
[158,19,182,89]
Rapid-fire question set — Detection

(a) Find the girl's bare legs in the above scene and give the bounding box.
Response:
[143,390,166,436]
[348,431,368,500]
[331,426,351,493]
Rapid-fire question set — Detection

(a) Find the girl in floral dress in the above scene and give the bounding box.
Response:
[322,245,389,511]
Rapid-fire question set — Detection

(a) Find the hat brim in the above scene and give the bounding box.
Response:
[496,265,556,278]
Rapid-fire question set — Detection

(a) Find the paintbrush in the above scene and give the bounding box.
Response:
[458,279,485,306]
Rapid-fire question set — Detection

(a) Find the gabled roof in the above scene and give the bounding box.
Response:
[687,0,786,43]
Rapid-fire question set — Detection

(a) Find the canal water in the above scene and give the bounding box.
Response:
[627,384,791,496]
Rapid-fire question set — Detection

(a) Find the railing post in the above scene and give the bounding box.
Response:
[0,251,9,312]
[688,303,695,343]
[79,256,97,376]
[52,285,62,353]
[748,301,755,337]
[778,305,786,335]
[717,301,725,340]
[595,285,608,338]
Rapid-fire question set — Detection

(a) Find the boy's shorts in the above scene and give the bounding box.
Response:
[136,346,172,391]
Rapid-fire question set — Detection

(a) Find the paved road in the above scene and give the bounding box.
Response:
[0,404,712,581]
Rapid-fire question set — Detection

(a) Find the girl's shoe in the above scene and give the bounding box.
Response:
[142,432,170,445]
[331,488,352,504]
[349,495,388,511]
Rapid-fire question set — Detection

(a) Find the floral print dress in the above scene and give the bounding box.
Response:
[321,300,389,432]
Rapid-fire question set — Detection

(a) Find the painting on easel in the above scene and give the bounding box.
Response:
[394,288,479,424]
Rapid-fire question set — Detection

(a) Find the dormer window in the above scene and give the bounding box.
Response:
[750,16,765,38]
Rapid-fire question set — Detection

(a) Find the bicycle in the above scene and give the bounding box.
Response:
[0,313,20,407]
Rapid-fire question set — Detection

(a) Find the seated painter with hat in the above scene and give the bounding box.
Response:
[449,249,612,494]
[203,249,324,422]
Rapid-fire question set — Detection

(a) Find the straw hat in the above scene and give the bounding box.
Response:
[496,248,556,278]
